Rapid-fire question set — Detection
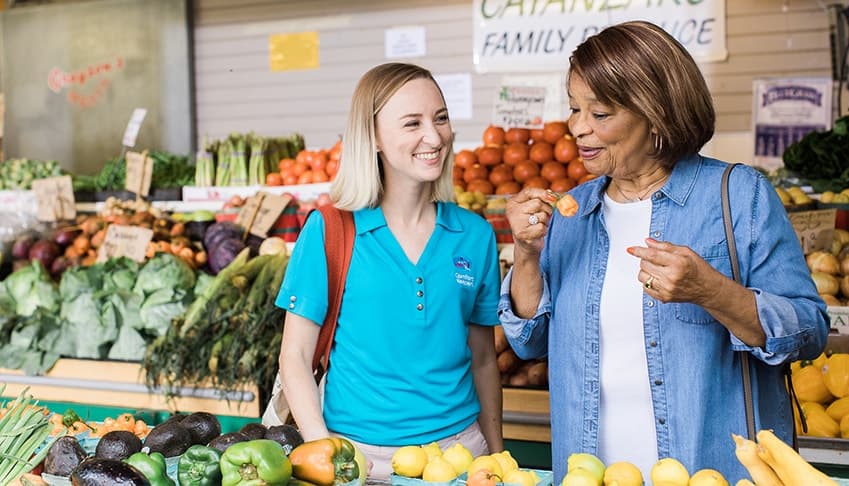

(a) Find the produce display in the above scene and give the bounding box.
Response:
[0,159,63,190]
[495,326,547,388]
[782,115,849,193]
[804,228,849,306]
[266,139,341,186]
[194,133,306,187]
[72,151,195,194]
[789,345,849,439]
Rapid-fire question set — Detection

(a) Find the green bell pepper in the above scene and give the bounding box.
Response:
[221,439,292,486]
[178,444,222,486]
[124,450,175,486]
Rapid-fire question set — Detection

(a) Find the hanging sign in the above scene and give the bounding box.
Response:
[32,175,76,222]
[472,0,727,73]
[122,108,147,148]
[235,192,293,238]
[125,150,153,197]
[96,224,154,263]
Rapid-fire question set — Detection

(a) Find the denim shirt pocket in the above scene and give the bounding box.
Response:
[673,240,733,325]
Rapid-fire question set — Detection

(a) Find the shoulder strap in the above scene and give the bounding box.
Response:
[312,205,355,372]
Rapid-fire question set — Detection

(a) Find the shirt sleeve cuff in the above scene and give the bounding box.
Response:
[497,268,552,345]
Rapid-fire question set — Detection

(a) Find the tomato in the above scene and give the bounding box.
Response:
[503,143,530,166]
[466,179,494,195]
[567,158,588,181]
[554,136,578,163]
[529,141,554,164]
[455,149,478,169]
[504,127,530,144]
[266,172,283,186]
[513,161,540,183]
[543,121,568,144]
[463,164,489,183]
[541,161,567,182]
[483,125,506,146]
[478,146,503,166]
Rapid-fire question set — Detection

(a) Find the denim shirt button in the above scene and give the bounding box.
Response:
[658,417,666,425]
[649,341,657,347]
[653,231,661,238]
[654,379,663,386]
[647,300,655,307]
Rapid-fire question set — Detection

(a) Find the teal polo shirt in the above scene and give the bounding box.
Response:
[275,202,501,445]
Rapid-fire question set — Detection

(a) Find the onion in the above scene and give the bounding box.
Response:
[821,293,843,306]
[840,276,849,300]
[835,228,849,246]
[841,256,849,276]
[812,271,840,295]
[807,251,841,275]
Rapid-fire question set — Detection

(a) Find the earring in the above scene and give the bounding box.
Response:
[653,133,664,153]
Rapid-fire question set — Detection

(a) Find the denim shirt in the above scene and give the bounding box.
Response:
[498,155,829,484]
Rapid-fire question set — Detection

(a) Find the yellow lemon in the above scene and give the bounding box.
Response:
[688,469,728,486]
[650,458,689,486]
[442,443,475,475]
[353,444,368,485]
[423,455,459,482]
[422,441,443,460]
[392,445,428,478]
[468,455,504,480]
[561,468,602,486]
[602,461,642,486]
[567,453,605,485]
[502,469,538,486]
[492,450,520,475]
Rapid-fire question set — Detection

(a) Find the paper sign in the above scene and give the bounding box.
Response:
[434,73,473,120]
[493,86,546,129]
[827,306,849,334]
[235,192,292,238]
[788,209,836,254]
[96,224,154,263]
[125,151,153,196]
[269,32,319,72]
[122,108,147,147]
[32,176,76,222]
[385,26,426,58]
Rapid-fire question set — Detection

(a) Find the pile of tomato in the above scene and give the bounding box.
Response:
[265,139,342,186]
[454,122,596,195]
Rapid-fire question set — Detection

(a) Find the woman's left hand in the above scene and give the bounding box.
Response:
[628,237,722,305]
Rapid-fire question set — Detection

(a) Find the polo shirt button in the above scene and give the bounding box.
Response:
[416,304,424,311]
[416,277,423,284]
[650,341,657,347]
[290,295,297,302]
[417,290,424,297]
[288,303,295,309]
[654,379,663,386]
[658,417,666,425]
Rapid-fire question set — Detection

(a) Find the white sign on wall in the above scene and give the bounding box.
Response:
[752,77,833,171]
[472,0,727,73]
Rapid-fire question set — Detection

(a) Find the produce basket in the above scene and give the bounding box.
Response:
[391,474,461,486]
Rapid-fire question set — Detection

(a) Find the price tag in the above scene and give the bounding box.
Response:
[788,208,836,255]
[827,306,849,334]
[96,224,154,263]
[235,192,292,238]
[122,108,147,148]
[125,150,153,196]
[492,86,546,129]
[32,175,76,222]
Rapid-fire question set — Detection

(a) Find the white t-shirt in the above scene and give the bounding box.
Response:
[598,193,659,480]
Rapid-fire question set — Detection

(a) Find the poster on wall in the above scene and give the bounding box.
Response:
[472,0,727,73]
[752,77,833,171]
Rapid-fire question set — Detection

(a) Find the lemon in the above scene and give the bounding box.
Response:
[353,444,368,485]
[442,443,474,475]
[492,450,520,475]
[602,461,642,486]
[650,458,689,486]
[422,441,443,460]
[688,469,728,486]
[423,455,459,482]
[468,455,504,480]
[567,453,605,485]
[502,469,537,486]
[561,467,602,486]
[392,445,429,478]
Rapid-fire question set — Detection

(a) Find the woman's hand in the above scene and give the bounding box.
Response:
[627,237,720,305]
[506,188,556,254]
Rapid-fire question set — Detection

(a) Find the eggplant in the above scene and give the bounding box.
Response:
[70,457,150,485]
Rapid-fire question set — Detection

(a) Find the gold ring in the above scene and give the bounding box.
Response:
[644,276,654,290]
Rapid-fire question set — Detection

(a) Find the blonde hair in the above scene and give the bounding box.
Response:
[331,62,456,210]
[568,21,715,166]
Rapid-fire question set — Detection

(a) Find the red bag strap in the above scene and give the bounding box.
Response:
[311,205,355,372]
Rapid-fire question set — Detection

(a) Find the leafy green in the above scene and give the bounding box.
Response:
[72,151,195,192]
[783,115,849,192]
[4,261,59,317]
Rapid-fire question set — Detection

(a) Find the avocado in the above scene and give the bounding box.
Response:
[207,431,250,452]
[143,421,193,458]
[70,457,150,485]
[94,430,143,460]
[159,412,188,427]
[239,422,267,440]
[264,424,304,455]
[178,411,222,446]
[44,435,87,477]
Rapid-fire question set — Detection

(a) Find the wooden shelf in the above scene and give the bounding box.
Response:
[503,387,550,442]
[0,358,260,418]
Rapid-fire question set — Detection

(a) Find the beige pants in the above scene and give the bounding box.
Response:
[336,421,490,480]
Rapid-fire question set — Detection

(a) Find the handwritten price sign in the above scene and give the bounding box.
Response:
[788,209,836,255]
[235,192,292,238]
[96,224,154,263]
[492,86,546,129]
[125,150,153,196]
[32,175,76,222]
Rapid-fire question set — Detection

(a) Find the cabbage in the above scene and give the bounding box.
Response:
[3,260,59,317]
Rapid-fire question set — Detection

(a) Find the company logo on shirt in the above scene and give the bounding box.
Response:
[453,256,475,288]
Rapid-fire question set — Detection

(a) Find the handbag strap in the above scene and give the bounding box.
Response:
[311,206,355,372]
[720,163,757,441]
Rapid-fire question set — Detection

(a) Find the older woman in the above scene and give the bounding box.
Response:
[500,21,828,483]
